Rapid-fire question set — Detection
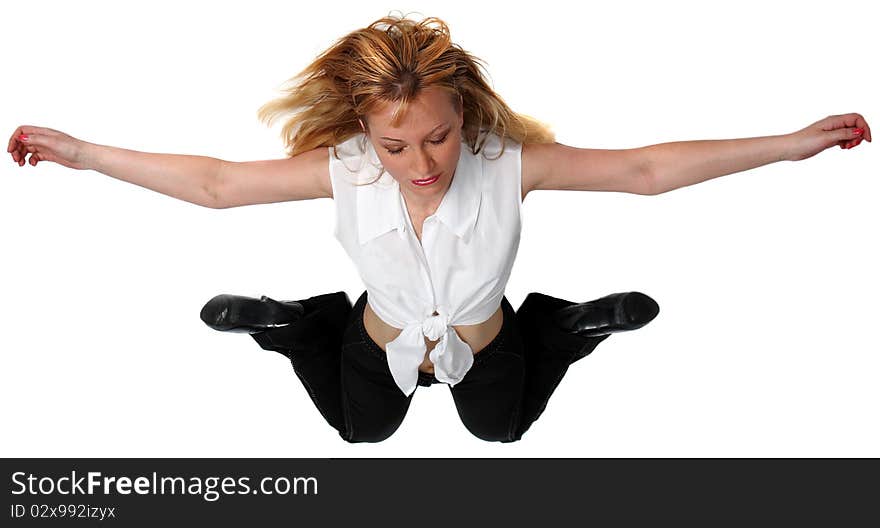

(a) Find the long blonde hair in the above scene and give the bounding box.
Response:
[257,14,554,179]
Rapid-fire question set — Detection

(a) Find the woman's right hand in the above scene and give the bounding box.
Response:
[7,125,92,170]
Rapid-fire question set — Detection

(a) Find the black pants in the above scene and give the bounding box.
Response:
[251,290,610,443]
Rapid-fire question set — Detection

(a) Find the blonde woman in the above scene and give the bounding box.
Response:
[7,15,870,443]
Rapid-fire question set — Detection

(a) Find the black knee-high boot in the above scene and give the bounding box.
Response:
[551,291,660,337]
[199,294,306,334]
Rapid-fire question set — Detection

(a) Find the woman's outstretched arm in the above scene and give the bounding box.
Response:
[7,125,224,208]
[7,125,332,209]
[645,113,871,195]
[87,143,225,208]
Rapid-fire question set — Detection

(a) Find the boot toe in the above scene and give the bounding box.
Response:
[553,291,660,336]
[200,294,234,329]
[199,293,304,333]
[623,292,660,327]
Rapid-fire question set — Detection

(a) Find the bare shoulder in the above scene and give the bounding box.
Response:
[215,146,331,208]
[520,142,557,200]
[520,141,653,196]
[282,146,332,199]
[308,146,333,199]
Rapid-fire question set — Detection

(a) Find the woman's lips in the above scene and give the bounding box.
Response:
[411,174,440,186]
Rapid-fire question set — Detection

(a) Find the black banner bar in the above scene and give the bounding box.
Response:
[2,459,877,525]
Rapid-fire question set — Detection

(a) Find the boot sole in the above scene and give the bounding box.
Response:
[557,291,660,336]
[200,294,303,333]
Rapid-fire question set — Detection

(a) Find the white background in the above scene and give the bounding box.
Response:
[1,0,877,457]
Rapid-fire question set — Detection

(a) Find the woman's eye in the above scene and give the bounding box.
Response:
[385,135,447,156]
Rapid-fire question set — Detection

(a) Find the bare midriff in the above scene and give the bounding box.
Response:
[363,301,504,375]
[361,209,504,374]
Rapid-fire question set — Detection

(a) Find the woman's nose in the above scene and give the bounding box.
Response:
[412,147,434,174]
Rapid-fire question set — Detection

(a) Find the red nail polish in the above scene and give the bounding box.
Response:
[853,128,863,135]
[19,134,29,141]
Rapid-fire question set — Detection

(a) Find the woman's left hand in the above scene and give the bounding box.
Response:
[785,113,871,161]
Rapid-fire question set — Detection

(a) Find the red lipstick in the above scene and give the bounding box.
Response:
[411,174,440,186]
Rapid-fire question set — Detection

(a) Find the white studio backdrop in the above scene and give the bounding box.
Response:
[1,0,877,457]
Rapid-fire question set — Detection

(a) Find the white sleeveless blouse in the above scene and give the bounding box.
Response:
[328,132,523,396]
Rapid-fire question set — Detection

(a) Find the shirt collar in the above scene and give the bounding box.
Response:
[357,140,482,245]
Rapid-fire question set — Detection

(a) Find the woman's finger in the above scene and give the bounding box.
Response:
[7,126,23,152]
[859,120,871,142]
[12,132,29,162]
[10,126,33,149]
[18,140,31,165]
[847,113,871,142]
[7,126,53,156]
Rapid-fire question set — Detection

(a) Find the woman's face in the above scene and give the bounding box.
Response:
[363,86,464,205]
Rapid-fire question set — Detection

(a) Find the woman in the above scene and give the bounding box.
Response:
[6,15,870,443]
